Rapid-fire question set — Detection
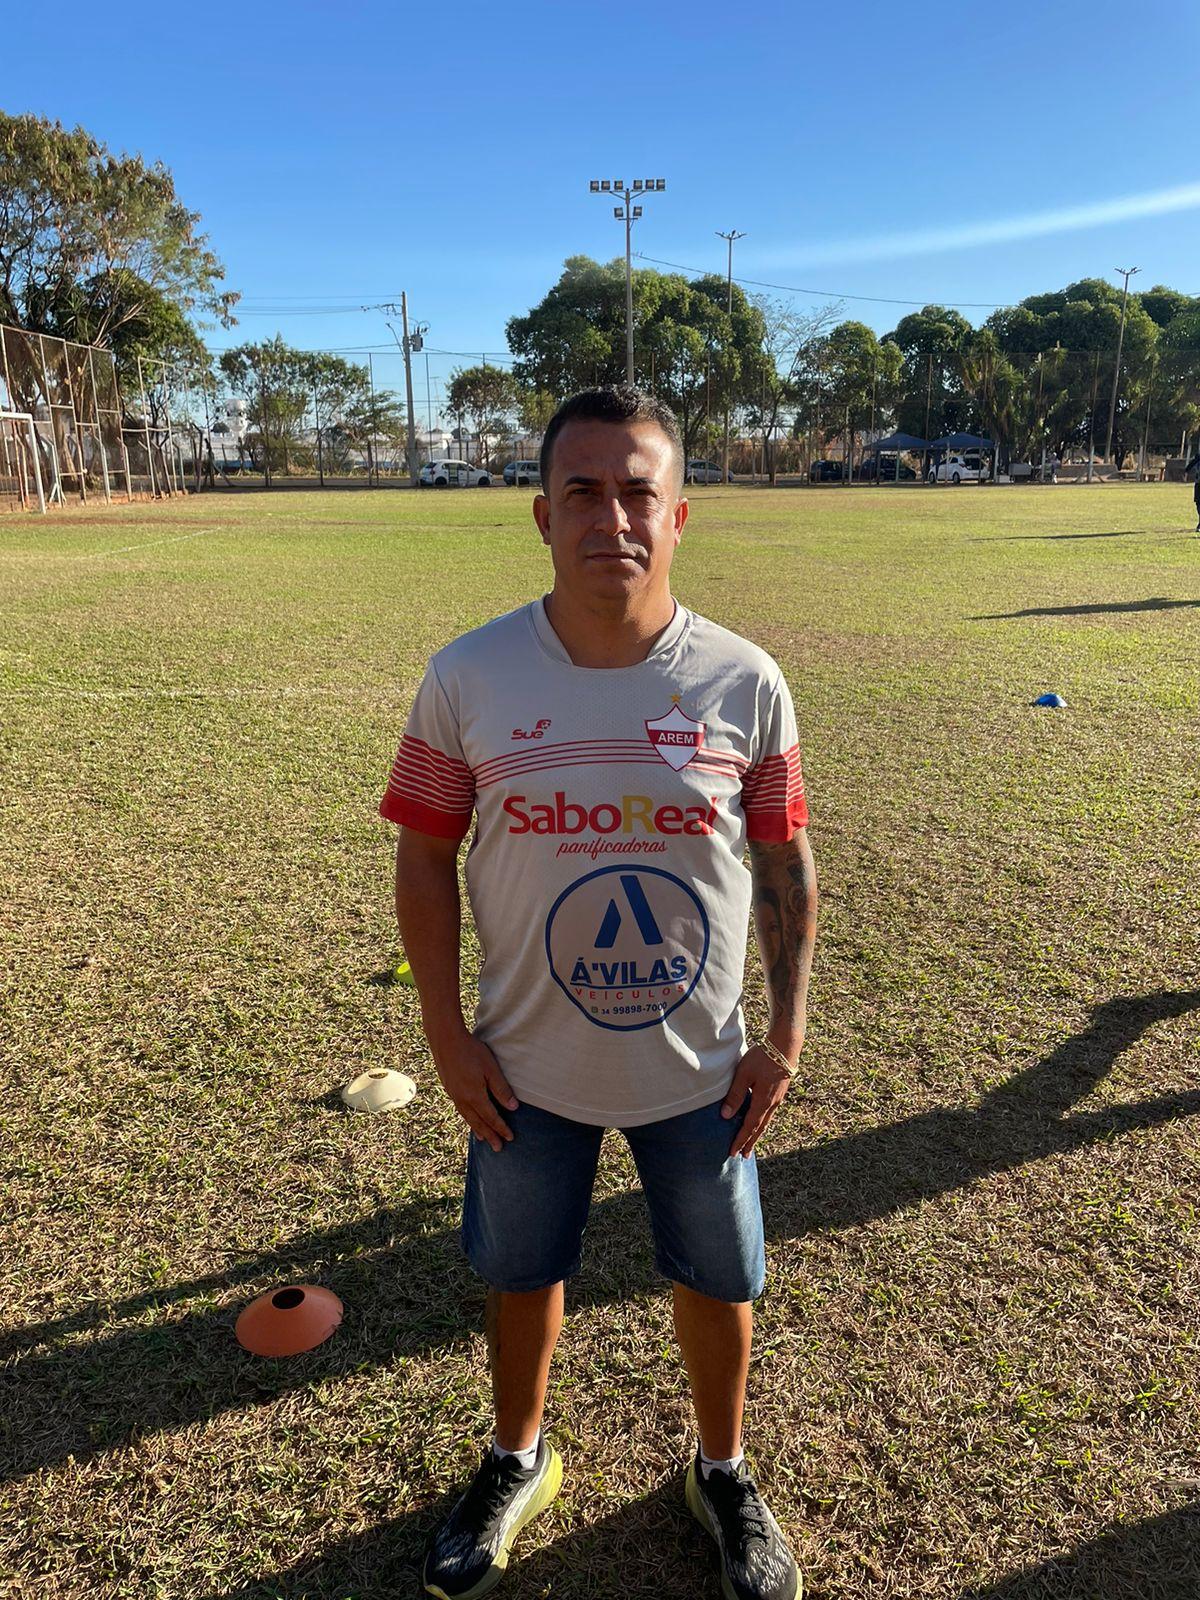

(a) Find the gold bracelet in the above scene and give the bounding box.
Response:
[760,1037,799,1078]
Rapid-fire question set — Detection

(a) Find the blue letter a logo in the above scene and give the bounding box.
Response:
[594,873,665,948]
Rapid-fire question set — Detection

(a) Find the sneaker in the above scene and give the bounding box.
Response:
[685,1449,800,1600]
[422,1434,562,1600]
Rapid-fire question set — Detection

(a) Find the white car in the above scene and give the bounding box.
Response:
[927,452,990,485]
[419,459,491,488]
[685,459,727,484]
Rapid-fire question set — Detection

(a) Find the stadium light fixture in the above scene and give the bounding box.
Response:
[588,174,667,383]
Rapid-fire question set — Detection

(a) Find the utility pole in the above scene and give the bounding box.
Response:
[717,229,746,484]
[376,296,425,486]
[1103,265,1140,466]
[589,177,666,383]
[400,293,420,486]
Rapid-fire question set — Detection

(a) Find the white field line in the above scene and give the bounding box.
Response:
[78,527,221,558]
[0,527,221,560]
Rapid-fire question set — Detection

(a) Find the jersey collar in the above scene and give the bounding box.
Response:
[530,594,690,668]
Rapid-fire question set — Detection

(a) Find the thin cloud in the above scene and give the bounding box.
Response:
[762,182,1200,268]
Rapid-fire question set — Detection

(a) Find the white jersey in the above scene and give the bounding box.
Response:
[381,598,808,1127]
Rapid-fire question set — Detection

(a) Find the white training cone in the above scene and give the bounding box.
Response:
[341,1068,417,1113]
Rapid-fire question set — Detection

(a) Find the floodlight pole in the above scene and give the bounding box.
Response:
[589,177,666,384]
[1103,265,1140,466]
[718,229,746,484]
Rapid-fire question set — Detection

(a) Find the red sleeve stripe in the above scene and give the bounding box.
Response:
[379,792,471,838]
[385,737,475,801]
[394,734,474,788]
[384,778,474,815]
[742,746,809,840]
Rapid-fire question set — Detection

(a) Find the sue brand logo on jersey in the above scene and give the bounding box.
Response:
[544,864,710,1031]
[645,700,705,771]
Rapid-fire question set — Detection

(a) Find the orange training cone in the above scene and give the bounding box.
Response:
[235,1284,343,1357]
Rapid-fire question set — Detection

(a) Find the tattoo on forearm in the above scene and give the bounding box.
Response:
[750,838,817,1028]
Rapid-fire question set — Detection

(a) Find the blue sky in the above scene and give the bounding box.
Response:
[8,0,1199,417]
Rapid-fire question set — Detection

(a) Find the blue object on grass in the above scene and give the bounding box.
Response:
[1033,693,1067,708]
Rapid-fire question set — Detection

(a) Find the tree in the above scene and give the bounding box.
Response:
[505,257,768,445]
[0,111,236,357]
[744,300,841,483]
[518,388,558,437]
[983,280,1159,465]
[884,305,974,440]
[506,257,626,394]
[447,364,518,465]
[808,321,901,475]
[218,339,387,475]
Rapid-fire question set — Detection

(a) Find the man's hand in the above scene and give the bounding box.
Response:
[432,1031,520,1153]
[720,1044,797,1158]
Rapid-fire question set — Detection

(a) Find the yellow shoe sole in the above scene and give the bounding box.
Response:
[423,1445,563,1600]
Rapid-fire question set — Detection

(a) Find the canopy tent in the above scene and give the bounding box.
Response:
[864,430,929,482]
[866,431,930,452]
[929,431,994,451]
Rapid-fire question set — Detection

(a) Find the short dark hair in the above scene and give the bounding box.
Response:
[539,385,684,491]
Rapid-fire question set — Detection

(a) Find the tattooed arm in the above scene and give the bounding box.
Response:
[719,829,819,1156]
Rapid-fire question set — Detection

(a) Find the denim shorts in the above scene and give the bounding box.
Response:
[461,1091,766,1303]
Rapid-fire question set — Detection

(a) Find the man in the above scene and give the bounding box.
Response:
[381,386,817,1600]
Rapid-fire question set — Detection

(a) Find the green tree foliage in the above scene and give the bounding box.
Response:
[518,388,558,437]
[809,321,901,465]
[0,111,236,383]
[505,256,769,460]
[218,338,397,474]
[885,306,975,439]
[446,364,519,463]
[982,280,1159,464]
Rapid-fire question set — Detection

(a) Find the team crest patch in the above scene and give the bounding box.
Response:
[645,702,706,771]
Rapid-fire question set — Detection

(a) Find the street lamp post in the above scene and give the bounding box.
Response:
[717,229,746,484]
[589,177,666,383]
[1103,265,1140,467]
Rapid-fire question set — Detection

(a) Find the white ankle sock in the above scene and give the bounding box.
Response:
[700,1447,745,1479]
[492,1432,539,1470]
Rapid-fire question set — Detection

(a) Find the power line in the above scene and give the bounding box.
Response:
[202,342,516,363]
[632,251,1008,310]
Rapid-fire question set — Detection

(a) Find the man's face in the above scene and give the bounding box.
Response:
[532,419,688,605]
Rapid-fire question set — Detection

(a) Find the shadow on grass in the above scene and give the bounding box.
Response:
[184,1476,710,1600]
[974,529,1146,543]
[971,597,1200,619]
[959,1497,1200,1599]
[3,991,1199,1492]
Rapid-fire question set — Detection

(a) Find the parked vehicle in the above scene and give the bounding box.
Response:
[685,459,728,484]
[503,459,542,486]
[419,459,491,488]
[857,455,917,481]
[927,452,990,485]
[808,459,846,482]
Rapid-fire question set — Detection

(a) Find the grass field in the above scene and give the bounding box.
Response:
[2,483,1199,1600]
